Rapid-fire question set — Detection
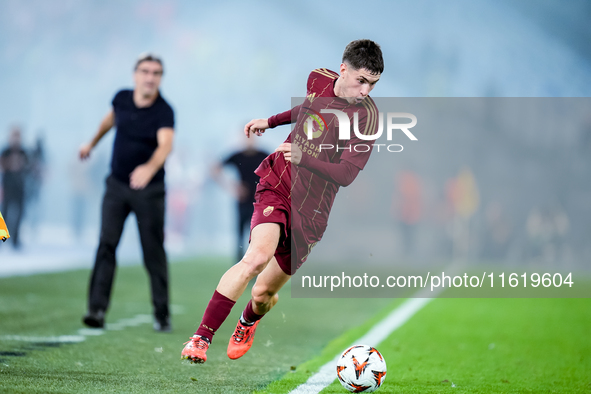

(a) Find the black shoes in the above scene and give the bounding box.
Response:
[154,316,172,333]
[82,310,105,328]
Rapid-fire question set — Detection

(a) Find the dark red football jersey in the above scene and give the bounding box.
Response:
[255,68,380,225]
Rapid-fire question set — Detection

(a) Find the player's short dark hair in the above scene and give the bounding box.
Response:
[342,39,384,75]
[134,52,164,73]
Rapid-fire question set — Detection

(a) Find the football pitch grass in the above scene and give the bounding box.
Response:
[0,258,589,393]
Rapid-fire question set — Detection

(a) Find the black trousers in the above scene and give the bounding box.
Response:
[87,175,169,321]
[2,174,25,248]
[236,202,254,263]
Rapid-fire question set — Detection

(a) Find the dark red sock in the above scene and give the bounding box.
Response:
[195,290,236,343]
[242,300,264,323]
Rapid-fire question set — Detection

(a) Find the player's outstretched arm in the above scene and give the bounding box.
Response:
[244,104,304,138]
[79,110,115,160]
[244,119,269,138]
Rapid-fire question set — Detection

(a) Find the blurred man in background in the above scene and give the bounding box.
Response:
[25,134,46,239]
[212,137,268,263]
[1,126,28,249]
[392,170,423,258]
[79,53,175,332]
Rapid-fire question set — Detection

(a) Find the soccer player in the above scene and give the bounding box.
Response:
[79,53,175,332]
[182,39,383,363]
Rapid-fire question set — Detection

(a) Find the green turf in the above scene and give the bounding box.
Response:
[0,258,392,393]
[1,260,590,393]
[256,298,405,394]
[366,297,591,394]
[267,297,590,394]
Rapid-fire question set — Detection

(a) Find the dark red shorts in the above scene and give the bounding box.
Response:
[250,181,327,275]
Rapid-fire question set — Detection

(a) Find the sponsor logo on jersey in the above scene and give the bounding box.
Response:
[302,107,328,139]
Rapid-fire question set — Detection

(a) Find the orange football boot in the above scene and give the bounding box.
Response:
[181,335,210,364]
[227,320,260,360]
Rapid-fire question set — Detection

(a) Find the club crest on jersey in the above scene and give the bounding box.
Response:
[263,206,274,217]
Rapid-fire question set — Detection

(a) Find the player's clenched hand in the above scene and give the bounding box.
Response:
[79,144,93,160]
[244,119,269,138]
[275,142,302,165]
[129,164,157,190]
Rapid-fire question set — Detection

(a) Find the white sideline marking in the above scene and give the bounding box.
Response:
[0,313,153,344]
[77,328,105,336]
[0,305,185,344]
[289,288,441,394]
[104,314,152,331]
[0,335,86,343]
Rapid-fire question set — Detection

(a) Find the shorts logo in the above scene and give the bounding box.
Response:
[263,206,274,217]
